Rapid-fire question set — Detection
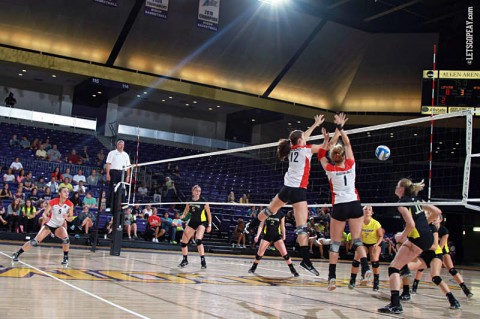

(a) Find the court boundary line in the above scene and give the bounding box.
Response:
[0,251,151,319]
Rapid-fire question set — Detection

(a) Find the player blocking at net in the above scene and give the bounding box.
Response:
[246,114,325,276]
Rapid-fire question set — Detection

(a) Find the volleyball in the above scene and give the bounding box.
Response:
[375,145,391,161]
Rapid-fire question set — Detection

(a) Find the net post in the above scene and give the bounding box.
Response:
[110,166,125,256]
[462,110,474,204]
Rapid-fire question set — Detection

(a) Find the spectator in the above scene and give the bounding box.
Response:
[41,138,51,151]
[45,176,59,193]
[14,186,26,205]
[47,144,63,163]
[10,157,23,172]
[248,206,260,218]
[51,167,63,182]
[28,188,40,206]
[148,208,165,243]
[227,191,235,203]
[66,149,82,165]
[172,165,180,178]
[0,205,7,226]
[233,218,246,248]
[73,169,86,185]
[9,134,19,148]
[42,187,53,201]
[76,205,96,236]
[30,138,41,151]
[21,199,37,233]
[0,184,13,200]
[7,197,22,232]
[16,169,26,184]
[161,212,177,244]
[59,177,73,192]
[35,145,48,160]
[83,191,97,208]
[35,176,47,191]
[62,167,73,182]
[23,171,35,191]
[96,149,105,167]
[137,183,148,197]
[124,207,138,240]
[19,135,30,149]
[70,191,83,207]
[86,169,100,186]
[80,146,90,164]
[142,204,153,218]
[73,180,87,194]
[99,190,107,211]
[132,204,144,219]
[5,92,17,107]
[171,212,184,243]
[164,176,176,202]
[239,193,249,204]
[36,200,48,228]
[3,168,15,183]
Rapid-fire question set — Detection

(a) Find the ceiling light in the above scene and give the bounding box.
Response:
[193,101,197,104]
[439,141,443,144]
[208,107,213,111]
[216,105,221,108]
[185,103,189,106]
[97,91,102,94]
[52,74,56,78]
[92,94,96,97]
[22,69,26,72]
[259,0,289,5]
[297,120,301,123]
[161,99,165,102]
[137,94,141,98]
[18,73,23,76]
[288,122,291,125]
[143,91,147,94]
[413,133,418,136]
[168,96,173,99]
[251,119,256,122]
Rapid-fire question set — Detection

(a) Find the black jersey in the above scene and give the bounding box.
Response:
[398,196,431,240]
[438,225,450,253]
[264,211,285,238]
[187,197,208,224]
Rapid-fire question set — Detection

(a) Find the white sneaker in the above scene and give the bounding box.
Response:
[152,238,156,242]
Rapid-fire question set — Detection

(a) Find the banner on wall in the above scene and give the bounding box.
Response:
[93,0,118,7]
[197,0,220,31]
[145,0,169,19]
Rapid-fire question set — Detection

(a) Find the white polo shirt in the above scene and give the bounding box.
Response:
[106,150,131,170]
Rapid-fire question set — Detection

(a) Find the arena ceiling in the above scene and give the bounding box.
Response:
[0,0,476,125]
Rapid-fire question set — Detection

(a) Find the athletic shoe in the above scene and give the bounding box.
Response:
[360,270,373,285]
[400,292,411,301]
[348,278,355,290]
[248,267,256,274]
[411,287,417,294]
[11,252,19,262]
[449,299,461,310]
[463,288,473,299]
[291,269,300,277]
[299,261,319,276]
[178,260,188,268]
[378,304,403,314]
[201,260,207,269]
[328,278,336,291]
[170,240,177,245]
[373,279,380,291]
[61,256,69,266]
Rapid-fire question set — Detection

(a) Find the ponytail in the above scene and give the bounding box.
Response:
[399,178,425,196]
[277,139,291,161]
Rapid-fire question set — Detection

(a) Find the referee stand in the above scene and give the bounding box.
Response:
[110,167,127,256]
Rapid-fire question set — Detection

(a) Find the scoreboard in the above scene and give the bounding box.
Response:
[421,70,480,115]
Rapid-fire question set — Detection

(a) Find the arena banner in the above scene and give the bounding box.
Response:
[197,0,220,31]
[145,0,169,20]
[93,0,118,7]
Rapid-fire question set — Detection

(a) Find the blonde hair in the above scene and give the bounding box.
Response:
[399,178,425,196]
[329,144,345,164]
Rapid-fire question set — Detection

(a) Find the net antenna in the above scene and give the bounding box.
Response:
[123,110,477,213]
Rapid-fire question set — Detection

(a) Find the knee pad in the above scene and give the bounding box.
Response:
[283,254,290,260]
[449,268,458,276]
[262,207,273,217]
[352,260,360,268]
[294,224,308,236]
[388,267,400,277]
[352,238,364,250]
[181,242,188,248]
[255,254,262,261]
[432,276,442,286]
[329,241,341,253]
[62,237,70,245]
[372,261,380,269]
[195,239,203,246]
[30,239,39,247]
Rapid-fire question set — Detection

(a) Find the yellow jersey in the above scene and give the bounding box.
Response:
[361,218,382,245]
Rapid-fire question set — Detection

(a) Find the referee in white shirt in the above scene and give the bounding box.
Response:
[106,140,131,209]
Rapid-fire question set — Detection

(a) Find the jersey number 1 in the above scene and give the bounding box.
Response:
[343,175,347,186]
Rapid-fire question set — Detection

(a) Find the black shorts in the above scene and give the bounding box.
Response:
[187,220,208,230]
[331,201,363,222]
[46,224,60,233]
[277,186,307,204]
[263,233,282,243]
[420,250,442,268]
[409,233,434,251]
[364,243,376,249]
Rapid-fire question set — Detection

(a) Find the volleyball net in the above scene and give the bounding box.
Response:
[123,110,478,215]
